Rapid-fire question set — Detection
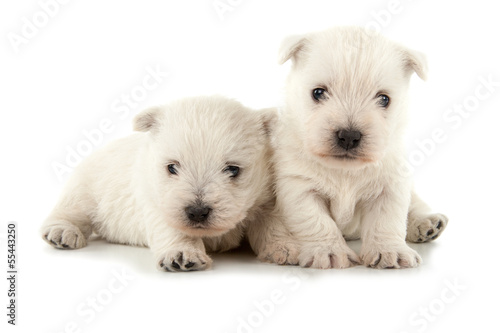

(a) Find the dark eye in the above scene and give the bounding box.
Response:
[167,164,178,175]
[224,165,240,178]
[377,94,390,108]
[312,88,327,102]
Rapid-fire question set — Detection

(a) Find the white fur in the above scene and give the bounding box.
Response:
[261,26,448,269]
[41,96,279,272]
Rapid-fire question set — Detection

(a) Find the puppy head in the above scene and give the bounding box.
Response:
[134,96,275,237]
[279,26,427,169]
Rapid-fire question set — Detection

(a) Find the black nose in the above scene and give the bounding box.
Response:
[185,205,212,223]
[337,129,361,150]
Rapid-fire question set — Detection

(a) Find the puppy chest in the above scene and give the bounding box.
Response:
[329,194,357,227]
[327,176,386,227]
[326,179,380,226]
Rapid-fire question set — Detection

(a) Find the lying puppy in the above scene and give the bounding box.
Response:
[264,26,448,269]
[41,96,277,271]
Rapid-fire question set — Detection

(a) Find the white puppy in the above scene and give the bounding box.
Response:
[263,27,448,269]
[41,96,278,271]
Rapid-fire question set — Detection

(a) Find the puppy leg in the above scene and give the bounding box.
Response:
[406,190,448,243]
[149,223,212,272]
[276,178,360,269]
[246,207,300,265]
[360,188,422,269]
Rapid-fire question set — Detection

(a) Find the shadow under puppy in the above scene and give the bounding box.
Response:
[261,26,448,269]
[41,96,279,271]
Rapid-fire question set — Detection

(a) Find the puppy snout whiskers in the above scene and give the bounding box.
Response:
[185,205,212,224]
[337,129,361,150]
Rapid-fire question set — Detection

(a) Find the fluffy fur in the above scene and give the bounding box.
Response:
[41,96,279,271]
[260,26,448,269]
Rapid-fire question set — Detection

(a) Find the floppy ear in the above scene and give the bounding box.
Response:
[278,34,308,65]
[133,106,163,132]
[258,107,279,136]
[402,48,428,81]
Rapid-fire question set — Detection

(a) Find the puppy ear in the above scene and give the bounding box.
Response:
[402,48,428,81]
[278,34,308,65]
[133,106,163,132]
[258,107,279,136]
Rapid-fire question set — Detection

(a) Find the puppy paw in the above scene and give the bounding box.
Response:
[407,213,448,243]
[361,244,421,269]
[157,249,212,272]
[257,242,299,265]
[298,242,360,269]
[42,225,87,249]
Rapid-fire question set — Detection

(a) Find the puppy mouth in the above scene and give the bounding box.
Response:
[187,223,214,231]
[333,153,359,160]
[314,150,375,167]
[332,152,376,165]
[331,148,367,161]
[316,151,360,159]
[189,223,209,229]
[182,223,229,237]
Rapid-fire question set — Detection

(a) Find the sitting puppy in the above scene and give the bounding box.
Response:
[41,96,277,271]
[263,27,448,269]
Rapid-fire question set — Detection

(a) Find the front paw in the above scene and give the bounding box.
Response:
[257,241,299,265]
[298,242,360,269]
[157,249,212,272]
[361,244,422,269]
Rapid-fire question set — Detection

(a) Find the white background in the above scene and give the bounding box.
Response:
[1,1,499,332]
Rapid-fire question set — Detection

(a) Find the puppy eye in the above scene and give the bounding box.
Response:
[223,165,240,178]
[377,94,390,108]
[312,88,327,102]
[167,164,178,175]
